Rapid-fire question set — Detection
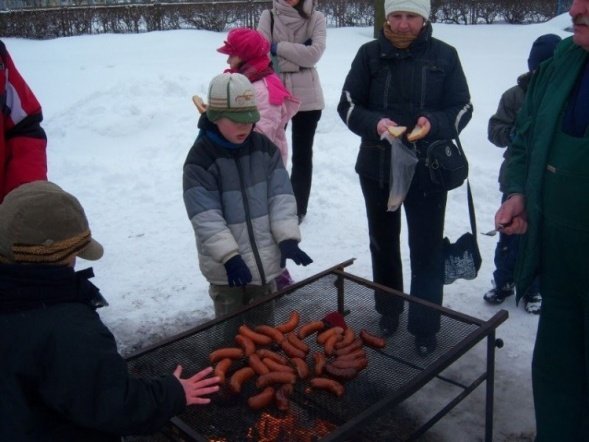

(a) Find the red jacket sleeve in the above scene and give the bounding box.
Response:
[0,40,47,201]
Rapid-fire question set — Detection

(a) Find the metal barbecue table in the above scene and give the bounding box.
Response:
[125,259,508,442]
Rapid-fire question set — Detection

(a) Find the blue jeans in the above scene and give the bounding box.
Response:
[493,194,539,294]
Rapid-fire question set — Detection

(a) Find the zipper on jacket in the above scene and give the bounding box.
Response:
[420,65,428,108]
[235,155,267,285]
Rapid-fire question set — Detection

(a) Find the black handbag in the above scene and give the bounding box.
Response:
[426,136,468,191]
[444,181,482,285]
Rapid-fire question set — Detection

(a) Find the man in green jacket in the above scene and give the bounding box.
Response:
[495,0,589,440]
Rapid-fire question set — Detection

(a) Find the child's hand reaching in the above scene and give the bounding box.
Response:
[173,365,220,406]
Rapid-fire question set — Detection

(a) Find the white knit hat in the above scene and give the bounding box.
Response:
[206,73,260,124]
[384,0,431,20]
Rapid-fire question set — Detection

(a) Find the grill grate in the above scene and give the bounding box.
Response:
[126,266,498,442]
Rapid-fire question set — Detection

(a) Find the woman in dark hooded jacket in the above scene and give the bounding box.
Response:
[337,0,472,356]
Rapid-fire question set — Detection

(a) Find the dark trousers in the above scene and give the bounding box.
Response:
[290,110,321,217]
[493,193,539,294]
[360,176,446,337]
[494,193,520,288]
[533,222,589,441]
[532,128,589,441]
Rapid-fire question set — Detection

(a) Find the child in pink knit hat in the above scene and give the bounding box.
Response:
[217,27,300,168]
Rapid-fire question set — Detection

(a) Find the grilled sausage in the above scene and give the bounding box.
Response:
[335,327,356,349]
[214,358,233,384]
[323,333,341,356]
[317,326,344,345]
[255,325,285,344]
[313,351,327,376]
[229,366,255,394]
[287,332,310,353]
[256,371,297,388]
[235,334,256,356]
[262,357,296,374]
[290,357,310,379]
[248,353,270,376]
[276,311,300,334]
[325,364,358,380]
[298,320,325,339]
[310,377,345,397]
[209,347,244,364]
[238,324,273,346]
[248,387,275,410]
[335,348,367,361]
[280,339,306,359]
[359,329,386,349]
[256,348,289,365]
[334,337,363,356]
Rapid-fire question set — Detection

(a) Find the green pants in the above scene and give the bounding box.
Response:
[533,224,589,441]
[532,129,589,441]
[209,282,276,344]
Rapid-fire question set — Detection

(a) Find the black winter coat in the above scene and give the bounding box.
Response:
[0,264,185,441]
[337,23,473,185]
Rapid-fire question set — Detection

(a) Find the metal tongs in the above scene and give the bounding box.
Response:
[481,223,511,237]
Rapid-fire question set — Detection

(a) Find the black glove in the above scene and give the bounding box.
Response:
[224,255,252,287]
[279,239,313,268]
[304,38,313,46]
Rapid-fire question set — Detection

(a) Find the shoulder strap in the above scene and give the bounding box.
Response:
[454,133,477,237]
[466,180,477,236]
[269,10,274,40]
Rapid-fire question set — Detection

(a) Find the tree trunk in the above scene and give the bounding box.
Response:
[374,0,384,38]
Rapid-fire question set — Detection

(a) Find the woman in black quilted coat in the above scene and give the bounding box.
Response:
[337,0,472,356]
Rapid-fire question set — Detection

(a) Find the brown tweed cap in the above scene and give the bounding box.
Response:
[0,181,103,264]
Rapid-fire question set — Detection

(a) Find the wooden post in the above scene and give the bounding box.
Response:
[374,0,385,38]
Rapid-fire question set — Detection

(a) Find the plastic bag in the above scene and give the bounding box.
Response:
[385,135,418,211]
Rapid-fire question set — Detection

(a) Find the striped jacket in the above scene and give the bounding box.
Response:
[183,118,300,285]
[0,41,47,201]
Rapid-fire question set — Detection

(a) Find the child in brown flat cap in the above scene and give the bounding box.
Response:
[0,180,220,441]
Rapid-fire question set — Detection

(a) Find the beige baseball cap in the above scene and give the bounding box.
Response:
[206,73,260,124]
[0,181,103,264]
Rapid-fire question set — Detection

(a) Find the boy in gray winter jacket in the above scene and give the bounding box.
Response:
[183,73,312,324]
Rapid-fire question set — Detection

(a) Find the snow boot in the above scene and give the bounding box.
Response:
[483,281,515,304]
[525,292,542,314]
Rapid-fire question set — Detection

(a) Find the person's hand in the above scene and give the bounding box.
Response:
[173,365,220,406]
[407,116,431,142]
[376,118,398,137]
[279,239,313,267]
[224,255,252,287]
[304,38,313,46]
[495,194,527,235]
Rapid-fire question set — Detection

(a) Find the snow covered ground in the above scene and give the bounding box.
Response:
[4,12,574,440]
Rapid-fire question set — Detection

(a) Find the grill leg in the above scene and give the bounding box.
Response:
[485,330,497,442]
